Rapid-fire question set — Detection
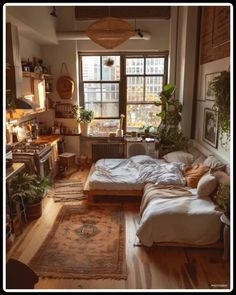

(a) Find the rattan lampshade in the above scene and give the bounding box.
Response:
[86,17,135,49]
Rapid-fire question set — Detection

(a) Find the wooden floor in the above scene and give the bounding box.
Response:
[6,168,230,290]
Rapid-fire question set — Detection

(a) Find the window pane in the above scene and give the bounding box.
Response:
[84,83,101,102]
[145,76,163,102]
[89,119,119,136]
[82,56,100,81]
[145,58,165,74]
[127,77,144,102]
[127,104,161,132]
[126,58,144,75]
[102,56,120,81]
[85,102,101,117]
[102,102,119,117]
[102,84,119,102]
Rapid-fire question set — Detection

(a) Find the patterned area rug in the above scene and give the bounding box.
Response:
[28,204,127,280]
[47,179,86,202]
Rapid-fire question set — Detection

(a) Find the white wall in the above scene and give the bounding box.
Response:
[19,35,42,61]
[194,57,230,162]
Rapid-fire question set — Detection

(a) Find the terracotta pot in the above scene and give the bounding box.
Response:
[26,201,42,221]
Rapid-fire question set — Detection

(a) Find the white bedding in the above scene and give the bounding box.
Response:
[89,155,186,190]
[136,188,223,246]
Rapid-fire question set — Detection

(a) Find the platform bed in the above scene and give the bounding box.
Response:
[83,163,143,200]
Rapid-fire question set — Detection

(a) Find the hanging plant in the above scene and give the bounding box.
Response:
[104,58,114,67]
[209,71,230,148]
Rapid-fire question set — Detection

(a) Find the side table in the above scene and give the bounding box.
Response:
[220,214,230,261]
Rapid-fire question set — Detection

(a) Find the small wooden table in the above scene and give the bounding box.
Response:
[220,214,230,261]
[59,152,77,176]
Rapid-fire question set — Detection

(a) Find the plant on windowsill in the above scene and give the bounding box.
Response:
[154,83,187,157]
[9,173,50,221]
[209,70,230,149]
[71,105,94,136]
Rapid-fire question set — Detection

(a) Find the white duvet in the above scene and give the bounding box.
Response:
[136,188,223,246]
[89,155,186,190]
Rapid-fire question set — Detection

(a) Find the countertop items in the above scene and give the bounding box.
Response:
[32,135,63,146]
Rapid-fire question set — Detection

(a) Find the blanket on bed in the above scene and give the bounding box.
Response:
[140,183,193,216]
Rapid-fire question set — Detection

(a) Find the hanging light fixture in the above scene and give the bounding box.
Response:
[86,7,134,49]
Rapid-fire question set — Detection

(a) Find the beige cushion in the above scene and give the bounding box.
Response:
[203,155,226,171]
[212,171,230,185]
[197,174,217,197]
[184,164,210,188]
[163,151,194,165]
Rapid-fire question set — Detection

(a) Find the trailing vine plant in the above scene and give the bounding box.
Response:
[209,71,230,149]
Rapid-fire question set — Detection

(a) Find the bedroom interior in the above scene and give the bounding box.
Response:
[4,3,232,291]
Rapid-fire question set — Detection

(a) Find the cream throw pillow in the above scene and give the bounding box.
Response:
[163,151,194,165]
[197,174,217,197]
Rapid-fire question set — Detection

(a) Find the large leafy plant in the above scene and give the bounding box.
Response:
[154,84,187,154]
[71,106,94,123]
[9,173,50,205]
[209,71,230,148]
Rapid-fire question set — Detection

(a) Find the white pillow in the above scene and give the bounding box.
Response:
[163,151,194,165]
[197,174,217,197]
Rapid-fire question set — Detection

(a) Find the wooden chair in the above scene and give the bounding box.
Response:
[6,258,39,289]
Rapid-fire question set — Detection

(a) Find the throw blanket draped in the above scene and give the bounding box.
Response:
[140,183,193,216]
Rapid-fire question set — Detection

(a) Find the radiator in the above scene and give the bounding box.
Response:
[92,143,124,162]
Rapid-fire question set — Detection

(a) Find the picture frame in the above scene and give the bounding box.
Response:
[205,72,221,100]
[203,108,218,148]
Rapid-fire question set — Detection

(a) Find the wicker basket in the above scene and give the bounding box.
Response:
[56,63,75,100]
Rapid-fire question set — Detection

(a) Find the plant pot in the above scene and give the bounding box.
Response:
[80,122,89,136]
[26,201,42,221]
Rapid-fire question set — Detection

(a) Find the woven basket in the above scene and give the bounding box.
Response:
[56,63,75,100]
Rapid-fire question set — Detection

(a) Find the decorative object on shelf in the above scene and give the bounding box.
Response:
[71,105,94,136]
[56,62,75,100]
[86,8,134,49]
[104,57,114,67]
[154,84,187,156]
[116,114,125,137]
[55,102,74,118]
[209,70,230,148]
[203,108,218,148]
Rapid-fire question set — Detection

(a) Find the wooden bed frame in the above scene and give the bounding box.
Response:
[83,163,143,200]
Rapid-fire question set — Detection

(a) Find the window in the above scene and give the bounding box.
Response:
[126,57,166,132]
[79,53,168,135]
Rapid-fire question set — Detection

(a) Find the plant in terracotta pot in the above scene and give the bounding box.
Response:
[9,173,50,221]
[71,105,94,136]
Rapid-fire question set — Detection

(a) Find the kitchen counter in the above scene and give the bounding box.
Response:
[6,163,25,182]
[33,135,63,146]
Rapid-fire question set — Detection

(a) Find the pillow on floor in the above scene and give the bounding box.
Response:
[197,174,217,197]
[163,151,194,165]
[183,164,210,188]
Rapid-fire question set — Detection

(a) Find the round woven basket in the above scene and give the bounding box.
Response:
[56,63,75,100]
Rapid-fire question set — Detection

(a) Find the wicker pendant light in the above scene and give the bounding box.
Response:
[86,17,135,49]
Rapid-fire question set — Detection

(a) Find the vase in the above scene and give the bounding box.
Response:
[80,122,89,136]
[26,201,42,221]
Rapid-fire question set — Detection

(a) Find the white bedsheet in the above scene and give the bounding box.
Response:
[136,188,223,246]
[89,155,186,190]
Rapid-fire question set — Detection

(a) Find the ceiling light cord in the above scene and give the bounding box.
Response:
[134,19,143,38]
[50,6,57,18]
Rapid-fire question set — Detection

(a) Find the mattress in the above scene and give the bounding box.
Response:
[88,156,184,190]
[136,188,223,246]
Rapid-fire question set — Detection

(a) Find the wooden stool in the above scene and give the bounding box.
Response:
[59,153,77,176]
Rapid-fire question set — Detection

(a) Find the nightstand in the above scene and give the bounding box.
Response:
[220,214,230,261]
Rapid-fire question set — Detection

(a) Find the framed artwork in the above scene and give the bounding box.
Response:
[205,72,221,100]
[203,108,218,148]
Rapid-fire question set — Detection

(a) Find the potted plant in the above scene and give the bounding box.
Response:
[154,84,187,156]
[71,105,94,136]
[209,71,230,149]
[9,173,50,221]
